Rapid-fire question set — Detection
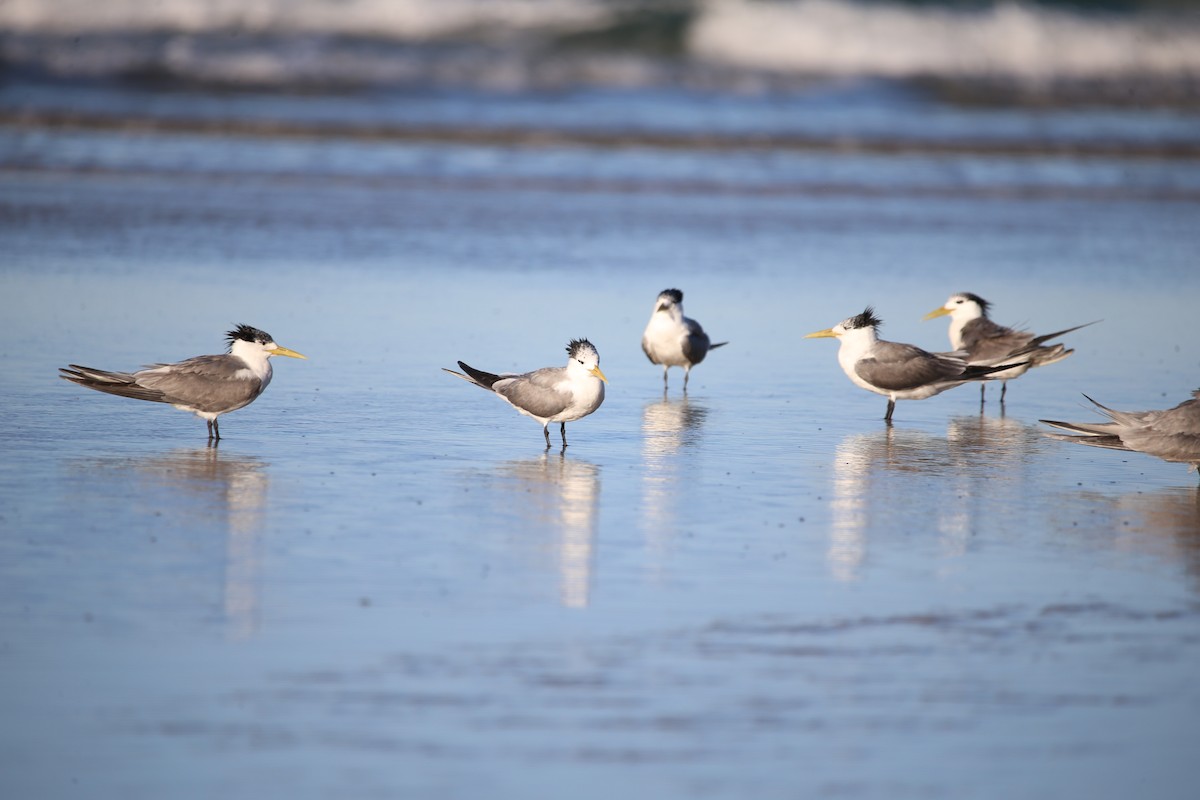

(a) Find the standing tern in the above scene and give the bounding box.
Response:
[923,292,1097,404]
[805,307,1026,422]
[60,324,306,440]
[444,338,607,448]
[641,288,727,391]
[1041,391,1200,471]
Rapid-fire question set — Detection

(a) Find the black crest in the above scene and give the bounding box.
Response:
[658,288,683,304]
[847,307,882,330]
[567,338,598,360]
[959,292,992,315]
[227,324,272,351]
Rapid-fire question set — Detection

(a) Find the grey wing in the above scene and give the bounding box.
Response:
[680,317,711,364]
[495,367,573,418]
[1083,394,1167,429]
[136,355,262,413]
[641,334,657,364]
[1019,343,1073,369]
[1154,398,1200,434]
[60,365,171,404]
[960,318,1033,362]
[1120,430,1200,462]
[1046,395,1164,436]
[1045,396,1200,462]
[1113,399,1200,461]
[856,342,964,391]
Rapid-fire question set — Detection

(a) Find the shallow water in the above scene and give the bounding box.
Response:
[2,91,1200,798]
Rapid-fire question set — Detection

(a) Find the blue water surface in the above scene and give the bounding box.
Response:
[2,86,1200,799]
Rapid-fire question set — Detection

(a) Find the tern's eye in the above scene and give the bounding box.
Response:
[955,299,963,304]
[577,359,584,365]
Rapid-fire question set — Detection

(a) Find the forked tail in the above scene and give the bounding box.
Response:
[443,361,503,391]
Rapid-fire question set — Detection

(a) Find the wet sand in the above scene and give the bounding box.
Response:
[2,114,1200,799]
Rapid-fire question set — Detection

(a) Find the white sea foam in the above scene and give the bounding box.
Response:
[4,0,1200,87]
[0,0,609,38]
[689,0,1200,81]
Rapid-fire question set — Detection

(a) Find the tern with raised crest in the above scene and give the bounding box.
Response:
[641,288,727,391]
[60,324,306,440]
[444,338,607,448]
[806,307,1026,422]
[923,292,1096,403]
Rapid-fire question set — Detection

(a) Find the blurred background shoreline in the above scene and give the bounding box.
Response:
[5,0,1200,103]
[5,0,1200,173]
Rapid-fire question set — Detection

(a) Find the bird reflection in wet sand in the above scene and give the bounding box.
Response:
[1066,487,1200,590]
[1042,390,1200,475]
[945,413,1041,462]
[1051,484,1200,592]
[830,427,947,581]
[641,395,709,555]
[70,448,270,639]
[151,448,270,639]
[830,419,1043,581]
[493,455,601,608]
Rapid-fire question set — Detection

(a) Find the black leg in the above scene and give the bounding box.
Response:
[206,419,214,440]
[1000,381,1008,404]
[543,425,551,449]
[885,399,895,422]
[213,418,221,441]
[980,383,986,404]
[662,366,669,389]
[560,422,568,448]
[683,366,691,392]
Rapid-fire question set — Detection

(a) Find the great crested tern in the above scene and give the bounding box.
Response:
[923,292,1097,403]
[1041,391,1200,471]
[60,324,306,440]
[444,338,608,448]
[805,307,1026,422]
[641,288,727,391]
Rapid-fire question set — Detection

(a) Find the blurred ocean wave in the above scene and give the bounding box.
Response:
[3,0,1200,104]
